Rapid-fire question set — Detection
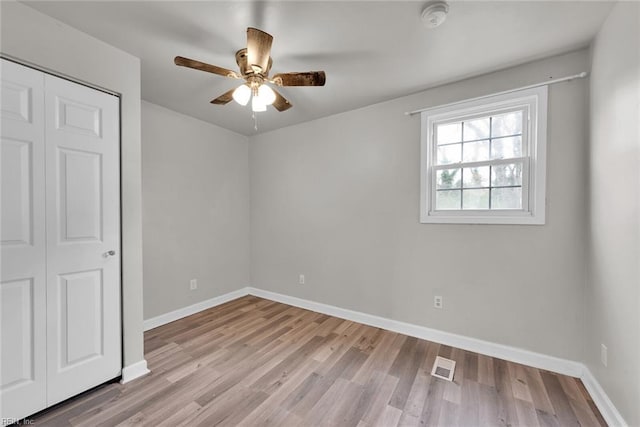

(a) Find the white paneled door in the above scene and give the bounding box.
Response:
[43,72,121,406]
[0,58,48,421]
[0,59,121,420]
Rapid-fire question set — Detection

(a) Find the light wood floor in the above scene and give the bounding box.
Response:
[32,296,606,426]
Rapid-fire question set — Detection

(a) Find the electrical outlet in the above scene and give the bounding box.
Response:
[434,296,443,309]
[601,344,608,367]
[190,279,197,291]
[299,274,305,285]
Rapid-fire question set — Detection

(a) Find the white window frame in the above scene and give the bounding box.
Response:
[420,86,548,225]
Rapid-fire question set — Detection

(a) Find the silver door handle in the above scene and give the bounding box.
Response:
[104,250,116,257]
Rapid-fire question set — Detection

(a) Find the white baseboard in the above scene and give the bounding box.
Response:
[247,287,582,377]
[141,285,626,425]
[143,288,250,331]
[120,359,150,384]
[246,287,627,426]
[581,366,628,427]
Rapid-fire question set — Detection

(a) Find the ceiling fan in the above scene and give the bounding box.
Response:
[174,27,326,113]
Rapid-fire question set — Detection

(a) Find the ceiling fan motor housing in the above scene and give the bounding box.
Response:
[236,48,273,78]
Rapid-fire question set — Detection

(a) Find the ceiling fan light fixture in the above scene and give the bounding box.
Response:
[258,84,276,106]
[252,94,267,112]
[421,1,449,29]
[232,84,251,106]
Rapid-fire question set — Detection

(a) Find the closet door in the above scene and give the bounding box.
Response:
[0,60,48,420]
[44,74,121,406]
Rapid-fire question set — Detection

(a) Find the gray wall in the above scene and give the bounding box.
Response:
[142,102,250,319]
[0,2,145,368]
[587,3,640,425]
[250,50,589,361]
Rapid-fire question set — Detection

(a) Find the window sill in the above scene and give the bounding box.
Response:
[420,211,545,225]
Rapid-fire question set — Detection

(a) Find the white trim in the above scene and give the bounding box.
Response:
[420,86,547,225]
[141,286,626,425]
[247,287,581,376]
[581,367,629,427]
[143,288,250,331]
[119,360,150,384]
[247,287,626,424]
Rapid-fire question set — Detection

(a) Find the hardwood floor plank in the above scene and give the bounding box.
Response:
[33,383,121,427]
[540,371,582,427]
[525,366,556,414]
[477,383,501,426]
[437,399,461,426]
[477,353,496,387]
[419,376,447,425]
[389,338,427,410]
[359,371,400,425]
[509,362,534,403]
[493,357,520,426]
[403,371,431,418]
[317,379,366,427]
[460,377,481,424]
[304,377,352,422]
[288,347,367,416]
[464,350,479,382]
[351,332,403,385]
[374,404,403,427]
[443,346,464,405]
[514,397,541,427]
[536,408,562,427]
[28,296,606,427]
[156,401,202,427]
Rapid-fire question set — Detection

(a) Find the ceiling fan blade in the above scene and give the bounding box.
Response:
[210,88,235,105]
[272,71,326,87]
[272,88,293,112]
[174,56,239,79]
[246,27,273,74]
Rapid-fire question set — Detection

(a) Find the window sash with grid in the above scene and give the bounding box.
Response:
[429,107,531,213]
[430,157,530,212]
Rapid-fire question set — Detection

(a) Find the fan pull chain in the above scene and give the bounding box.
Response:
[253,112,258,131]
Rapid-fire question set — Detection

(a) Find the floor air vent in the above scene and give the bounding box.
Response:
[431,356,456,381]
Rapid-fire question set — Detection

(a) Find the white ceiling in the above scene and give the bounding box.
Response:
[24,1,613,136]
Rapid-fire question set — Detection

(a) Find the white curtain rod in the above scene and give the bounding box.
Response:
[405,71,588,116]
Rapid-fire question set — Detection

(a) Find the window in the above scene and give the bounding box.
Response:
[420,86,547,224]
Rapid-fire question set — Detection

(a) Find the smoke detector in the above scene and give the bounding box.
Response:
[421,1,449,29]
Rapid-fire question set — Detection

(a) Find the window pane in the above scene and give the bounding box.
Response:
[491,163,523,187]
[437,122,462,145]
[463,117,490,141]
[463,140,490,162]
[491,111,522,137]
[462,166,490,188]
[491,187,522,209]
[491,136,522,160]
[462,189,489,209]
[436,190,461,210]
[436,168,461,189]
[437,143,461,165]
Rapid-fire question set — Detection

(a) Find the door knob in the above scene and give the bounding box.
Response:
[104,250,116,257]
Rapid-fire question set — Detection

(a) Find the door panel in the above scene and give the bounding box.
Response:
[44,73,121,406]
[58,148,103,242]
[0,59,47,420]
[56,96,102,137]
[1,279,35,388]
[57,270,104,367]
[1,138,33,245]
[1,78,33,123]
